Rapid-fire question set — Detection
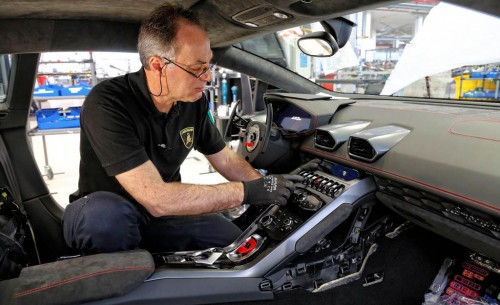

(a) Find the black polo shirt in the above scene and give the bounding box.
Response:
[74,68,226,203]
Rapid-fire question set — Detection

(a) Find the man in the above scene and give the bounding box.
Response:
[63,3,297,254]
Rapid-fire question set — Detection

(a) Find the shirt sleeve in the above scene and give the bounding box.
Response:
[194,97,226,155]
[81,84,149,176]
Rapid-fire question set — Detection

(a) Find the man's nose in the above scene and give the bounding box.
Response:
[200,70,212,82]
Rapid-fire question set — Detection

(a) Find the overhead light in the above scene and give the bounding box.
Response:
[273,12,289,19]
[232,5,294,28]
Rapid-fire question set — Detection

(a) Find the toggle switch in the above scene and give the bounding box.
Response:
[236,237,258,255]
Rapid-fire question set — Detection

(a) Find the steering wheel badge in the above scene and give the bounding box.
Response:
[245,124,261,152]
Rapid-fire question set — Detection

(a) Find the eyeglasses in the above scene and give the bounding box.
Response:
[162,57,216,79]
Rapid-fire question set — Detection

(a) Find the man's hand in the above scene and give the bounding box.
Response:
[290,158,321,175]
[242,174,303,206]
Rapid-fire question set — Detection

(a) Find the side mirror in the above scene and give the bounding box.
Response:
[297,32,339,57]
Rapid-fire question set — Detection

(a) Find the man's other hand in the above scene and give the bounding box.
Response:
[242,174,303,206]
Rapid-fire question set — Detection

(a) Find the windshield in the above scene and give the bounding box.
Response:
[237,1,500,102]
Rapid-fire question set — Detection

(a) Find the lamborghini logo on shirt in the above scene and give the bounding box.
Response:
[180,127,194,149]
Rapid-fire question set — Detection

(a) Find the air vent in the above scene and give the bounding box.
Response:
[348,125,411,162]
[314,121,370,151]
[348,137,376,161]
[232,5,292,28]
[314,129,336,150]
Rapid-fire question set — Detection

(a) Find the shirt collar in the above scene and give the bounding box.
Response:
[128,68,189,120]
[127,68,164,117]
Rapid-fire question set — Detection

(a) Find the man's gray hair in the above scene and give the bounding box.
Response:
[138,4,203,68]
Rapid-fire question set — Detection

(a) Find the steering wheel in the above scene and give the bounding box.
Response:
[223,99,246,140]
[238,102,273,164]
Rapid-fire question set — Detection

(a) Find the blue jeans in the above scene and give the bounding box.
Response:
[62,191,242,254]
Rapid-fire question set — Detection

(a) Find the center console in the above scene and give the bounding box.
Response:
[154,159,377,271]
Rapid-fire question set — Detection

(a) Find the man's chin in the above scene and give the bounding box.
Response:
[189,92,203,101]
[178,92,203,103]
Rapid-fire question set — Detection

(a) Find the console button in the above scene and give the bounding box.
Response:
[307,176,318,187]
[260,215,276,229]
[318,179,329,192]
[312,177,322,189]
[236,237,258,255]
[334,185,345,197]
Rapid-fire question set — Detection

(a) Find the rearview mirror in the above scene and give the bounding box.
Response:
[297,32,339,57]
[321,17,356,48]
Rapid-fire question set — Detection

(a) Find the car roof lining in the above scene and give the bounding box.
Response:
[0,19,139,54]
[0,0,498,53]
[0,0,396,52]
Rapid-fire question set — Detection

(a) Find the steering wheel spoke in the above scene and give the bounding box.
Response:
[239,102,273,164]
[224,100,244,140]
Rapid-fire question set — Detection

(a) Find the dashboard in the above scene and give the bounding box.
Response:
[263,93,500,261]
[151,93,499,294]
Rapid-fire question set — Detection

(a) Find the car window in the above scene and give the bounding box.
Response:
[237,1,500,102]
[30,51,141,205]
[34,52,142,87]
[235,33,287,68]
[0,54,11,103]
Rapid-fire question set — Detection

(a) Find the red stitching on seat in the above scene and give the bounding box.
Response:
[13,266,154,298]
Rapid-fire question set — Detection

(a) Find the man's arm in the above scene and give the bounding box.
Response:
[205,146,262,182]
[115,160,244,217]
[116,148,294,218]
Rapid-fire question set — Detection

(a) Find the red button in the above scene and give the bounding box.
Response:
[236,237,257,255]
[244,142,254,147]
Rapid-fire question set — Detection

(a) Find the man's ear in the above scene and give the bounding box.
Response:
[148,57,163,75]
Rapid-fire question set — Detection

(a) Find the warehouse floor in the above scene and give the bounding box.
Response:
[28,111,228,208]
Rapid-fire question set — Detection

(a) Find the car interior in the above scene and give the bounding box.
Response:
[0,0,499,305]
